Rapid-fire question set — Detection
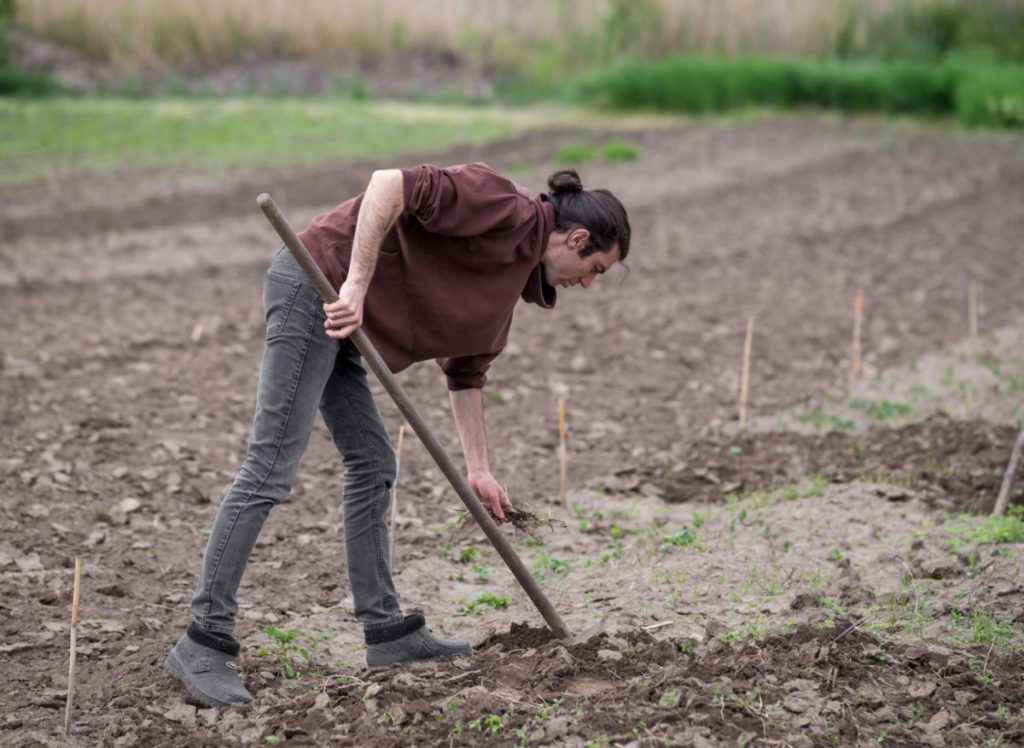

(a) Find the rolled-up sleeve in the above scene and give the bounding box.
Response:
[437,352,501,391]
[402,163,527,237]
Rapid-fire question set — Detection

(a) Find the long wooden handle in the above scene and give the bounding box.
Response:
[256,193,572,639]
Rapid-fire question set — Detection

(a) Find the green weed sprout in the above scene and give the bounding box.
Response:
[664,527,698,548]
[256,625,329,679]
[461,591,511,614]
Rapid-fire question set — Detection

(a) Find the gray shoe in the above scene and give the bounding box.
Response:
[365,613,473,669]
[164,623,254,708]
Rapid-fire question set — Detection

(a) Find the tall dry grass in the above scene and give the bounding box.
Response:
[16,0,913,69]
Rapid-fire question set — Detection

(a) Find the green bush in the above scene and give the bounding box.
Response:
[569,55,1024,129]
[1,0,62,96]
[0,67,61,96]
[956,65,1024,128]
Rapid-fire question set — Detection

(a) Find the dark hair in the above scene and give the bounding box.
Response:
[546,169,631,260]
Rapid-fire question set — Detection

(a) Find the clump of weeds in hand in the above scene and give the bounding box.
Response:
[443,500,565,554]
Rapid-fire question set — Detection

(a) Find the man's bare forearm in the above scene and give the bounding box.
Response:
[347,169,404,290]
[448,388,491,475]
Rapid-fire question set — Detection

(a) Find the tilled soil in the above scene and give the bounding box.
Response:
[652,415,1021,512]
[3,117,1024,746]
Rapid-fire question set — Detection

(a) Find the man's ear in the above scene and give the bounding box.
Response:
[570,228,591,253]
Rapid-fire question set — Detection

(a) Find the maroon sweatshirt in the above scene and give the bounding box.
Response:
[297,163,557,390]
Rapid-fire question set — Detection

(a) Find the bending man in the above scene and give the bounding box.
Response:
[165,163,631,707]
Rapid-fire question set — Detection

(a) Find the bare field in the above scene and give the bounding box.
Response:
[3,117,1024,746]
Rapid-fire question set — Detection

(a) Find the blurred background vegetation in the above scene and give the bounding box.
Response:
[8,0,1024,72]
[1,0,1022,183]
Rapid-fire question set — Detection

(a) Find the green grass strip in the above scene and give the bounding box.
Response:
[0,97,561,183]
[569,56,1024,128]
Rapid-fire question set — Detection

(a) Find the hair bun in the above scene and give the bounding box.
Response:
[547,168,583,196]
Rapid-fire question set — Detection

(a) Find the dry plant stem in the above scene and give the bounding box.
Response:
[642,621,675,632]
[738,315,755,430]
[968,280,978,340]
[993,421,1024,516]
[63,557,82,738]
[389,424,405,564]
[257,193,572,640]
[852,288,864,378]
[557,398,567,507]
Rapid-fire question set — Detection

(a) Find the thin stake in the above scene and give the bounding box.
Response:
[968,280,978,340]
[852,288,864,378]
[738,315,755,431]
[557,398,568,507]
[993,421,1024,516]
[63,557,82,737]
[389,425,405,564]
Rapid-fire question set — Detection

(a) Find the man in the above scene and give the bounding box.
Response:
[165,163,630,707]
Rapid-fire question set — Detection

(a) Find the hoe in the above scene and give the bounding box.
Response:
[257,193,580,642]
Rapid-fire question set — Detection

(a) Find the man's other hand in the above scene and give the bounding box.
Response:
[467,471,512,522]
[323,281,366,339]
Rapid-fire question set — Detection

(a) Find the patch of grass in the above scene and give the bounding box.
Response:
[848,397,913,420]
[658,689,681,708]
[951,608,1016,646]
[535,550,570,574]
[471,563,493,582]
[718,614,769,642]
[461,591,511,614]
[979,514,1024,544]
[599,139,639,161]
[663,527,698,548]
[553,138,639,165]
[950,512,1024,546]
[553,143,598,164]
[533,698,563,723]
[466,713,504,734]
[726,473,827,511]
[0,97,560,184]
[798,408,855,431]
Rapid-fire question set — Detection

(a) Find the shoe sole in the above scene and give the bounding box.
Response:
[163,649,241,709]
[366,647,473,671]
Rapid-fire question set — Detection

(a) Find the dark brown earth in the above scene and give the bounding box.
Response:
[655,415,1022,513]
[3,117,1024,746]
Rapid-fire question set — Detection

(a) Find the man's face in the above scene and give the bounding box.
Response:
[542,229,621,289]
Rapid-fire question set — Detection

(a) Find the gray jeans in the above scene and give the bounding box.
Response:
[190,249,400,634]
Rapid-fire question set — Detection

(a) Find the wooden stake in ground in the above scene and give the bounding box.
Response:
[968,280,979,341]
[851,287,864,378]
[388,425,405,564]
[63,557,82,738]
[557,398,568,506]
[738,315,755,431]
[993,421,1024,516]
